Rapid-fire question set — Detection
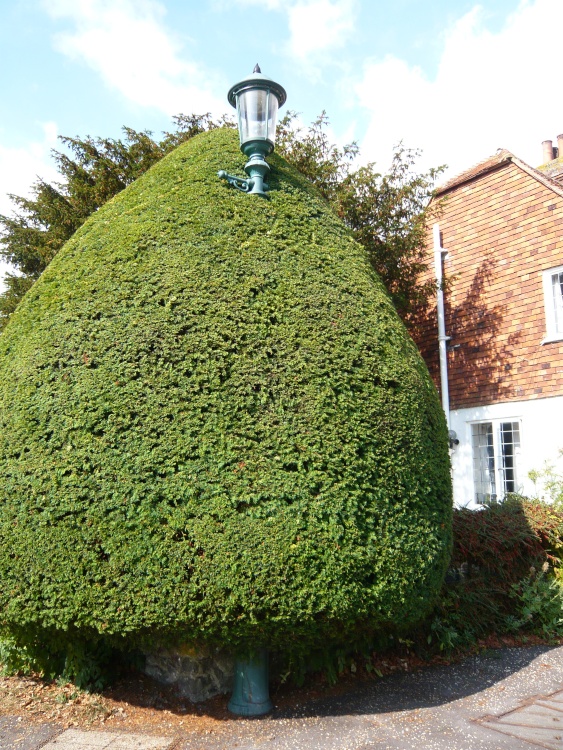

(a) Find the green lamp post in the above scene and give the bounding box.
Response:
[228,649,273,716]
[221,65,285,717]
[218,64,287,197]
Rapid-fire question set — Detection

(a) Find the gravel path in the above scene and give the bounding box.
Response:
[2,645,563,750]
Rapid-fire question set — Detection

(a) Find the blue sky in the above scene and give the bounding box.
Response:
[1,0,562,289]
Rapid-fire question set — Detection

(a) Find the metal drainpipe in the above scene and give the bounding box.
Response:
[433,223,450,429]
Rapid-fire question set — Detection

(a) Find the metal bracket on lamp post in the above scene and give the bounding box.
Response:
[217,170,253,193]
[218,151,271,198]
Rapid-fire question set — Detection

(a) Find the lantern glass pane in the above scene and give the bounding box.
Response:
[267,95,279,144]
[237,88,269,143]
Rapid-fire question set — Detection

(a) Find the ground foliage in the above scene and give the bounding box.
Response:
[424,497,563,654]
[0,128,452,681]
[0,112,443,330]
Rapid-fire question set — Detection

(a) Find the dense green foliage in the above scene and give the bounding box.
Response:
[294,497,563,680]
[337,149,443,322]
[277,113,445,321]
[0,115,230,329]
[3,497,560,688]
[0,128,451,670]
[426,497,563,652]
[276,112,359,203]
[0,113,442,331]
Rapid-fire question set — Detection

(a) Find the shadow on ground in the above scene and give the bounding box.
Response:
[109,645,553,722]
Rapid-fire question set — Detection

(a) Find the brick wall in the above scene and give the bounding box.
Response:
[413,161,563,410]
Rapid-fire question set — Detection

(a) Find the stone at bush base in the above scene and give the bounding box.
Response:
[143,647,234,702]
[0,126,452,661]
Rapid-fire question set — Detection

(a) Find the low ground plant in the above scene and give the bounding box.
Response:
[529,452,563,509]
[508,563,563,639]
[424,497,563,655]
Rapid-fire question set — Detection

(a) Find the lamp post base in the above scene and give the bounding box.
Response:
[218,141,272,198]
[228,649,273,716]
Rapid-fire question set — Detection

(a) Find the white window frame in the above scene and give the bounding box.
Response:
[470,418,522,504]
[542,265,563,343]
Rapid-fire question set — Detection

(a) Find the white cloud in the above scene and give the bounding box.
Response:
[0,123,59,293]
[0,122,59,218]
[225,0,285,7]
[287,0,355,60]
[224,0,356,62]
[356,0,563,178]
[43,0,225,116]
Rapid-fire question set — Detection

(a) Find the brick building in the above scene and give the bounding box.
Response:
[415,139,563,507]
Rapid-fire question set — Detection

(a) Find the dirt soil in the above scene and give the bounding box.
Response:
[0,634,555,738]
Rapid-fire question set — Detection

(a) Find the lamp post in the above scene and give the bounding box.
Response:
[218,64,287,197]
[221,69,285,715]
[228,649,273,716]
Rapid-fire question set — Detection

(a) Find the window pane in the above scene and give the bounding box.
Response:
[499,422,520,494]
[472,423,496,504]
[552,272,563,333]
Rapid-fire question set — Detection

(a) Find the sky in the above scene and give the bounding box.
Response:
[1,0,562,291]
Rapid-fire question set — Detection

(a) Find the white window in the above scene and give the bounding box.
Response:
[471,420,521,504]
[542,265,563,342]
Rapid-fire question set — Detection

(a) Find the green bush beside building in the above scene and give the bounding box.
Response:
[0,128,452,673]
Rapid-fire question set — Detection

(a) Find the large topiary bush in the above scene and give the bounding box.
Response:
[0,128,451,664]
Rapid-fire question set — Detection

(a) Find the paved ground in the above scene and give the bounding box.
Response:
[1,645,563,750]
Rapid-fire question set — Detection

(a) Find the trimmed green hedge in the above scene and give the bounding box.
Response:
[0,128,452,657]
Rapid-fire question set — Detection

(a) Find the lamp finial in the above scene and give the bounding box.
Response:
[253,63,261,74]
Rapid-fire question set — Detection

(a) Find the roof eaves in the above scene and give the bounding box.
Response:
[434,149,563,201]
[435,151,514,196]
[510,155,563,200]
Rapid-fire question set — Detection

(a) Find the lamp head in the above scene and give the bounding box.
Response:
[219,66,287,197]
[228,65,287,156]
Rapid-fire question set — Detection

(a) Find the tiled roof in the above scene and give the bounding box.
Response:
[435,150,513,195]
[538,157,563,187]
[435,149,563,199]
